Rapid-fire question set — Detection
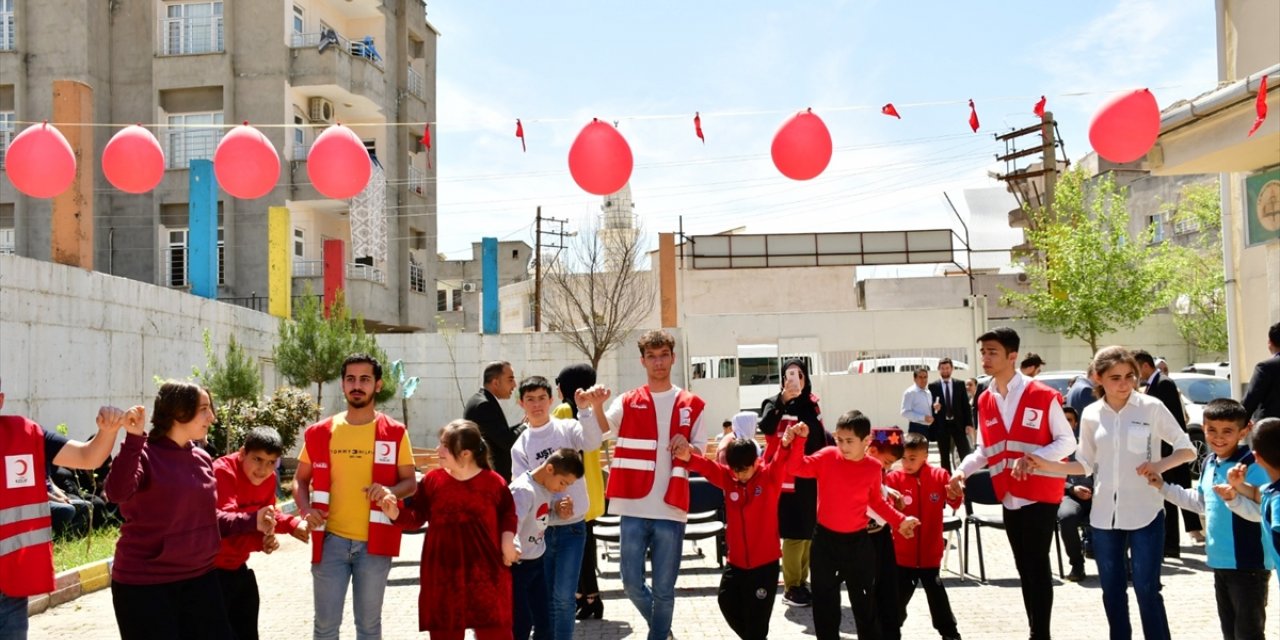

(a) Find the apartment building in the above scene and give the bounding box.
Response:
[0,0,439,331]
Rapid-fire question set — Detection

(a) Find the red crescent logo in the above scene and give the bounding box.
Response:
[379,443,392,457]
[15,459,29,476]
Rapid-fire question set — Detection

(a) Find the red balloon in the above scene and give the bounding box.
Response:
[103,125,165,194]
[214,124,280,199]
[567,119,633,196]
[307,125,371,199]
[4,122,76,198]
[1089,89,1161,164]
[772,109,832,181]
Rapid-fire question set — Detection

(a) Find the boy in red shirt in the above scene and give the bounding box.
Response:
[865,427,907,640]
[789,410,920,640]
[675,421,804,639]
[213,427,308,640]
[885,432,963,640]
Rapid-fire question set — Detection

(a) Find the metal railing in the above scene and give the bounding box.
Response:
[0,127,12,169]
[166,129,221,169]
[408,165,426,196]
[292,259,386,284]
[407,66,426,100]
[292,143,310,162]
[220,293,322,314]
[158,15,224,56]
[291,31,384,71]
[0,12,14,51]
[409,262,426,293]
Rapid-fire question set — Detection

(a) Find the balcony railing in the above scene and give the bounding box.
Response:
[166,129,222,169]
[407,66,426,100]
[292,259,386,284]
[220,293,322,314]
[292,142,310,162]
[158,16,224,56]
[1,12,14,51]
[291,31,384,71]
[409,262,426,293]
[408,165,426,196]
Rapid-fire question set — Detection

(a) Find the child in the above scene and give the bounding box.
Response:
[885,433,963,640]
[864,427,907,640]
[1151,399,1271,639]
[716,411,763,465]
[397,420,519,640]
[509,376,608,640]
[673,422,803,640]
[510,448,585,640]
[789,410,920,640]
[1225,417,1280,590]
[212,427,310,640]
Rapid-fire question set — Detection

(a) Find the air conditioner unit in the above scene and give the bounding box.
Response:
[308,97,335,124]
[461,282,478,293]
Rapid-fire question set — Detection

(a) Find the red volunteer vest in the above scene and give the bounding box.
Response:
[976,380,1065,504]
[0,417,55,597]
[303,413,406,564]
[606,387,704,511]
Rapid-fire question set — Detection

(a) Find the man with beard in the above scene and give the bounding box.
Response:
[294,354,417,640]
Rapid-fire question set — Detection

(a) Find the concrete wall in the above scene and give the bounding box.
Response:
[860,273,1028,319]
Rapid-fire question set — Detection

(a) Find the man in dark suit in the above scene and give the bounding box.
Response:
[929,357,972,473]
[1243,322,1280,421]
[1134,349,1201,556]
[462,360,521,482]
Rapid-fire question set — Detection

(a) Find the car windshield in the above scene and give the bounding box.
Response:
[1173,378,1232,405]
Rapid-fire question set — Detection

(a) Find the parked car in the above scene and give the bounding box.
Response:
[1181,361,1231,380]
[1168,372,1233,481]
[847,357,970,374]
[1030,371,1086,399]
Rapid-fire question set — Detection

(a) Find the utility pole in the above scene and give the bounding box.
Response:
[995,111,1066,225]
[533,207,569,332]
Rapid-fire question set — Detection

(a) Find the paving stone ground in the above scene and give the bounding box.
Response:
[29,502,1280,639]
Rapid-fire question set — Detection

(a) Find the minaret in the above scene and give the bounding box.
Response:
[599,183,638,272]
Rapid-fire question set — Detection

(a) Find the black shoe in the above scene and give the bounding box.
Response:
[575,595,602,620]
[1066,566,1085,582]
[782,587,811,607]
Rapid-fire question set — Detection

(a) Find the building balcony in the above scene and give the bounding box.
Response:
[289,31,387,107]
[157,15,224,57]
[407,66,426,102]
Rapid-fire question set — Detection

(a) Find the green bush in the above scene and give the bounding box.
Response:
[210,387,319,455]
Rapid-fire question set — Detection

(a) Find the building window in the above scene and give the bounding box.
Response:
[1147,214,1165,243]
[436,288,448,312]
[1173,214,1200,235]
[161,1,224,56]
[452,289,463,311]
[292,5,304,36]
[0,0,14,51]
[0,111,13,169]
[0,227,14,255]
[167,111,223,169]
[293,228,305,259]
[409,262,426,294]
[167,227,225,287]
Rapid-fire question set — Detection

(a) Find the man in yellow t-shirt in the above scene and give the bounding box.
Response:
[294,354,416,640]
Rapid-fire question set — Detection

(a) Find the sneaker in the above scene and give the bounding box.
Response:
[782,587,812,607]
[1066,566,1086,582]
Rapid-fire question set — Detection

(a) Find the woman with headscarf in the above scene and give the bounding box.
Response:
[552,364,606,621]
[758,358,832,608]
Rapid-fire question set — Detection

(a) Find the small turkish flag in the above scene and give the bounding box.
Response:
[515,118,526,152]
[1248,74,1269,137]
[881,103,901,119]
[694,112,705,143]
[1034,96,1047,118]
[968,99,980,132]
[421,123,431,169]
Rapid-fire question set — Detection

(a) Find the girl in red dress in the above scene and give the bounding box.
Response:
[398,419,519,640]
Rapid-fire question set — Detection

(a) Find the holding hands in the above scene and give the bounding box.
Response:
[256,505,277,535]
[119,405,147,437]
[367,483,400,520]
[780,420,809,447]
[1212,484,1238,501]
[575,385,612,409]
[1134,462,1162,486]
[898,516,921,538]
[946,473,965,501]
[262,534,280,554]
[672,440,693,462]
[96,405,129,435]
[501,536,520,566]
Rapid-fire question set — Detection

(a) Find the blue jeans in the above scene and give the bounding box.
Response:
[1092,511,1169,640]
[542,521,586,640]
[619,516,685,640]
[0,592,27,640]
[512,556,550,640]
[311,533,394,640]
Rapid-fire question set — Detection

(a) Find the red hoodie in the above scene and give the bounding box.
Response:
[686,443,793,570]
[884,462,962,569]
[213,451,301,571]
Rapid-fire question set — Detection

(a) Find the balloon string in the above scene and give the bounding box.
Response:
[10,83,1195,129]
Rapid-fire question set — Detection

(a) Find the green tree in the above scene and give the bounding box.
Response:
[194,330,262,403]
[1159,181,1227,356]
[274,286,397,407]
[1003,167,1170,353]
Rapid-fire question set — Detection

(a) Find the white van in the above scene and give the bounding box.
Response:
[846,357,969,374]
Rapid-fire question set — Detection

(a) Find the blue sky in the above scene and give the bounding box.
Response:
[426,1,1217,260]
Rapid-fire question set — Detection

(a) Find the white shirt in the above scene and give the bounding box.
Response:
[579,386,706,523]
[900,384,933,423]
[957,372,1077,510]
[1076,391,1193,531]
[510,417,602,524]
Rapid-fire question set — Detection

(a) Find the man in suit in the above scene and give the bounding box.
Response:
[463,360,521,482]
[1134,349,1202,555]
[929,357,972,473]
[1243,322,1280,421]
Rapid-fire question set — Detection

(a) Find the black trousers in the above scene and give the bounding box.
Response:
[717,560,779,640]
[1214,569,1270,640]
[810,525,880,640]
[1004,502,1058,640]
[897,566,960,638]
[578,520,599,597]
[935,420,972,474]
[215,566,260,640]
[870,527,902,640]
[112,571,233,640]
[1057,494,1092,569]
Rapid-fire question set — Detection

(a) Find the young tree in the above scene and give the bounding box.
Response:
[541,215,656,369]
[194,330,262,403]
[1003,167,1170,353]
[274,288,396,406]
[1159,181,1227,356]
